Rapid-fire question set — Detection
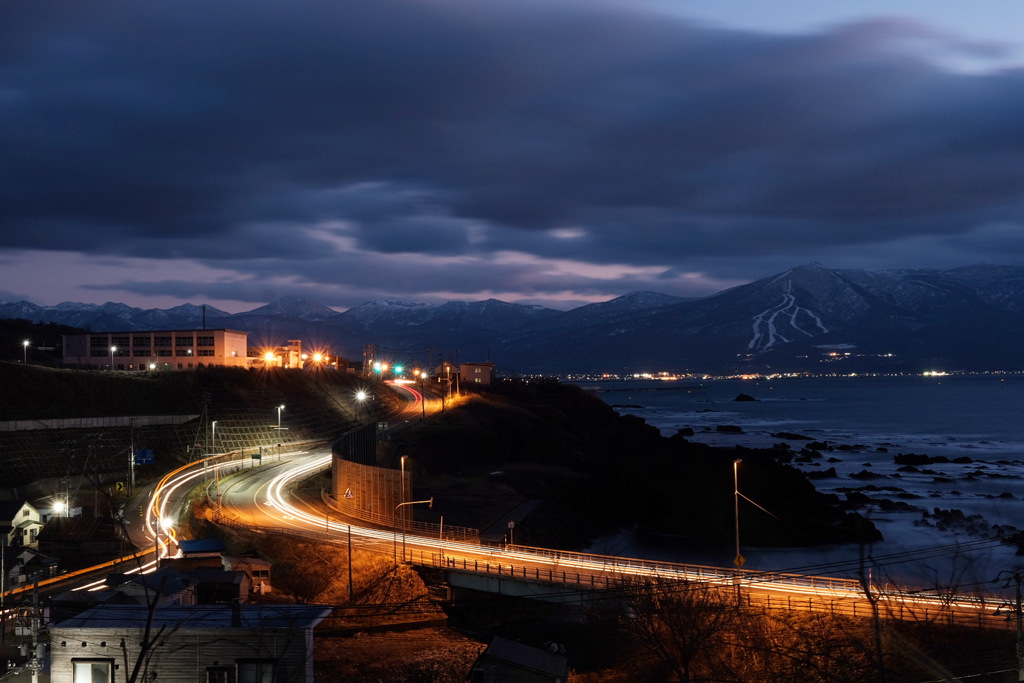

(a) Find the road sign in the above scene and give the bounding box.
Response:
[115,481,125,492]
[344,488,354,499]
[134,449,154,465]
[734,554,745,568]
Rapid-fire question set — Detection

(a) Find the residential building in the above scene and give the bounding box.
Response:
[49,603,332,683]
[461,362,497,385]
[0,501,44,548]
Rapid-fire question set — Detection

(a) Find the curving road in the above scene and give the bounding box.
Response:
[53,380,1010,630]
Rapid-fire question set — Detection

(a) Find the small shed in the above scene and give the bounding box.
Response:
[223,554,273,594]
[469,636,569,683]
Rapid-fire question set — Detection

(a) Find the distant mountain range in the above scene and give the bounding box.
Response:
[5,264,1024,374]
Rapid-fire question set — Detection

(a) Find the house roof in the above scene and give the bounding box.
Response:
[222,554,272,570]
[0,501,28,520]
[39,517,121,543]
[480,637,569,679]
[179,538,226,555]
[53,604,332,630]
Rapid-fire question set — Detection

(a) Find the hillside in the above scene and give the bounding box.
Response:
[393,380,878,551]
[0,363,398,491]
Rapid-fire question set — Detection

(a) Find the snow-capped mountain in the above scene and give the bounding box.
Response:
[5,264,1024,373]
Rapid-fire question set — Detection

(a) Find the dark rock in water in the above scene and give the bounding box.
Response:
[805,467,837,479]
[807,441,831,451]
[733,393,757,402]
[850,469,885,480]
[878,499,919,513]
[676,427,695,437]
[894,452,950,465]
[827,457,841,463]
[876,447,888,453]
[716,424,744,434]
[771,431,811,441]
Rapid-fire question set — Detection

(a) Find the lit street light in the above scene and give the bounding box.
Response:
[393,497,433,566]
[355,391,368,422]
[276,404,285,429]
[109,345,117,370]
[733,458,743,601]
[211,420,218,454]
[22,340,29,364]
[400,456,407,557]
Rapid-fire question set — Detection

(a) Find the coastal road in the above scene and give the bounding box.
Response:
[103,377,1010,630]
[204,446,1009,630]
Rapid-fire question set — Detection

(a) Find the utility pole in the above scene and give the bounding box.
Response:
[996,569,1024,682]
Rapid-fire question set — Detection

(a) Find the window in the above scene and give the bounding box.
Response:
[157,349,172,357]
[89,336,109,348]
[176,336,194,347]
[238,659,276,683]
[73,659,112,683]
[197,336,215,347]
[198,349,215,357]
[207,667,235,683]
[154,336,172,347]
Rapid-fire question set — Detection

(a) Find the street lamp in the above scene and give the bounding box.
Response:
[211,420,218,454]
[400,456,408,556]
[733,458,743,600]
[276,404,285,429]
[22,340,29,364]
[355,391,368,421]
[109,345,117,370]
[53,500,66,518]
[393,497,433,566]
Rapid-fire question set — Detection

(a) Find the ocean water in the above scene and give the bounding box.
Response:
[578,375,1024,588]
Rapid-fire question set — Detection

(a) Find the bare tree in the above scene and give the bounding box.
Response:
[615,577,739,682]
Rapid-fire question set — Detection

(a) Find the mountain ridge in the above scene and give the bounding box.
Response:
[5,264,1024,374]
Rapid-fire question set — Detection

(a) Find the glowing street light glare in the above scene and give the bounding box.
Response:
[264,351,276,362]
[356,391,367,401]
[160,517,173,530]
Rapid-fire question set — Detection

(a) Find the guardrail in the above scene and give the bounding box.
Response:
[425,552,1010,630]
[321,490,480,543]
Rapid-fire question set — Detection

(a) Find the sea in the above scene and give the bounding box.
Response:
[575,374,1024,591]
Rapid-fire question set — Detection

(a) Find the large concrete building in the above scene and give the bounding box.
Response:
[62,329,250,371]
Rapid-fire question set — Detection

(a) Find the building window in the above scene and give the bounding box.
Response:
[197,336,215,347]
[176,336,194,347]
[72,659,113,683]
[238,659,276,683]
[157,349,172,357]
[198,349,215,357]
[207,667,235,683]
[89,336,109,348]
[154,336,172,347]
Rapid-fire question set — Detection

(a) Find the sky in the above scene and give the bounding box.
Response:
[4,0,1024,313]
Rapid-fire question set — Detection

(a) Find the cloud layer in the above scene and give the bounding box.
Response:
[3,0,1024,311]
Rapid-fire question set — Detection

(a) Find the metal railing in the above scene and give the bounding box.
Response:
[321,490,480,543]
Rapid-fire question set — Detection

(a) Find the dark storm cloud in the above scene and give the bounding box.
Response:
[3,0,1024,304]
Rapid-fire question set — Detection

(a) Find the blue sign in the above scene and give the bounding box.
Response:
[134,449,155,465]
